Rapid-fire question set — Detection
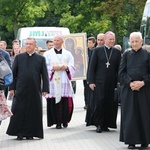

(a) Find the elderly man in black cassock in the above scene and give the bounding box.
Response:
[86,31,121,133]
[119,32,150,149]
[6,37,49,140]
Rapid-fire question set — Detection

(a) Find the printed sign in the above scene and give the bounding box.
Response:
[29,30,62,37]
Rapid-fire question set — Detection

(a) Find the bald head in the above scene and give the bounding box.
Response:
[53,35,64,49]
[97,33,105,47]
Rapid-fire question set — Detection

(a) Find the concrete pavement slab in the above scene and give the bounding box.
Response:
[0,80,128,150]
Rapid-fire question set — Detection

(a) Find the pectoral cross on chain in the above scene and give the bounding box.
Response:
[106,61,110,68]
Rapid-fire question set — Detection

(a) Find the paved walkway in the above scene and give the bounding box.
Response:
[0,80,132,150]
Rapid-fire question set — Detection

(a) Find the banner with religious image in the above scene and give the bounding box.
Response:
[63,33,87,80]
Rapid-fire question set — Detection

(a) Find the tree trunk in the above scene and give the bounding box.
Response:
[14,21,19,39]
[111,17,117,44]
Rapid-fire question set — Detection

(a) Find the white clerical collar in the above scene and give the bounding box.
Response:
[27,51,35,56]
[54,48,62,51]
[105,45,111,49]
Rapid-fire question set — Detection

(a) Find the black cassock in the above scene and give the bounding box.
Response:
[86,46,121,129]
[119,49,150,144]
[6,52,49,139]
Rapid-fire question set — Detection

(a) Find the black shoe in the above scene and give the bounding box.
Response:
[16,136,23,141]
[56,124,62,129]
[84,105,87,109]
[96,125,102,133]
[26,136,33,140]
[128,144,135,149]
[141,144,148,148]
[63,123,68,128]
[102,127,110,132]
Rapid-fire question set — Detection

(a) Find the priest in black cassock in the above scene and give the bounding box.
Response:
[119,32,150,149]
[83,36,96,109]
[6,37,49,140]
[86,31,121,133]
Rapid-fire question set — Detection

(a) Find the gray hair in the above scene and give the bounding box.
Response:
[130,32,142,40]
[97,33,105,38]
[26,37,36,44]
[114,44,122,51]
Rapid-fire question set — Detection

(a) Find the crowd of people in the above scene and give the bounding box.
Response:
[0,31,150,149]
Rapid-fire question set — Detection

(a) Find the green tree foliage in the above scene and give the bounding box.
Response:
[0,0,147,49]
[0,0,49,39]
[58,0,110,36]
[34,0,70,27]
[95,0,147,44]
[51,0,146,45]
